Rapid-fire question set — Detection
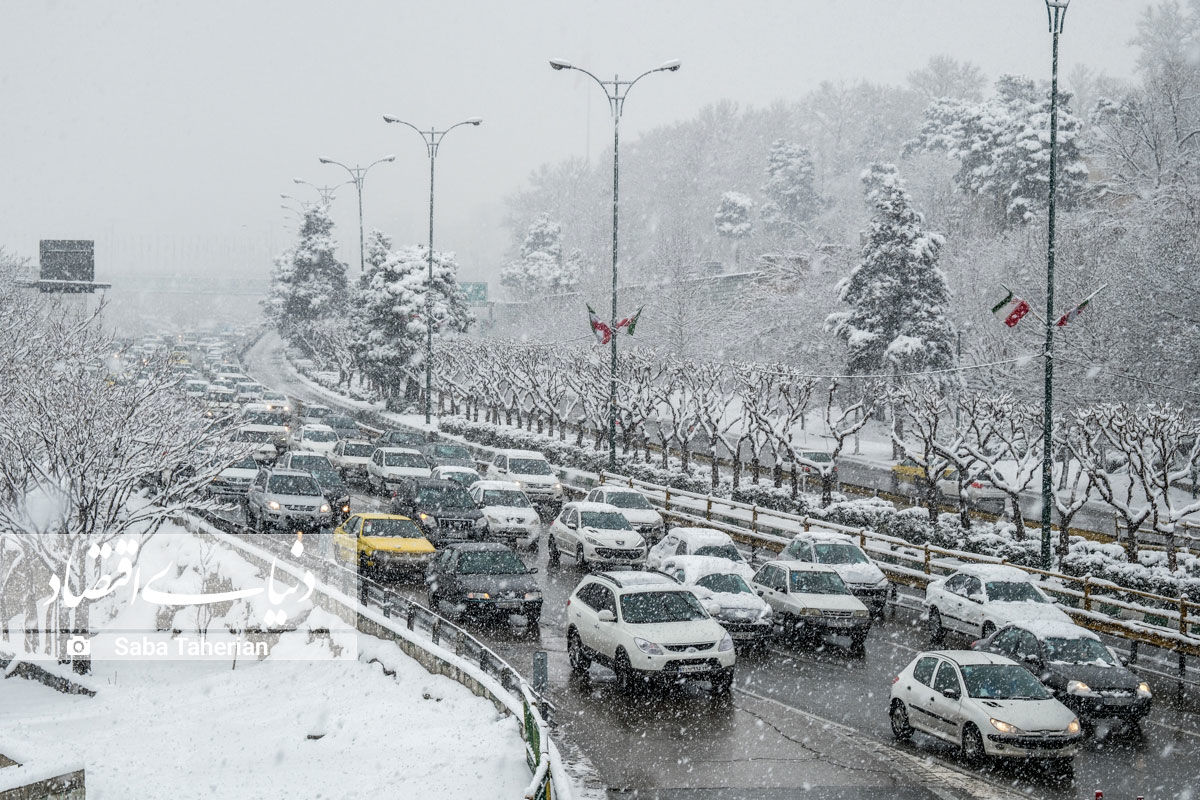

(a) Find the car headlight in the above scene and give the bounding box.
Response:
[989,718,1023,735]
[419,512,432,522]
[718,632,734,652]
[1066,679,1095,696]
[524,591,542,601]
[319,503,330,513]
[800,608,823,616]
[341,504,350,513]
[1066,718,1081,735]
[267,500,281,510]
[1137,681,1152,698]
[466,592,490,600]
[852,609,868,618]
[633,637,664,655]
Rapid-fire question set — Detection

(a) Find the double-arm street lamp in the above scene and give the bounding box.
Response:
[382,115,482,426]
[317,155,397,275]
[291,178,351,205]
[549,57,681,470]
[1040,0,1069,570]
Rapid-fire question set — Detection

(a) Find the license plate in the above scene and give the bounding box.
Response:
[730,631,757,639]
[1105,697,1133,706]
[677,664,708,673]
[824,618,856,628]
[495,601,521,609]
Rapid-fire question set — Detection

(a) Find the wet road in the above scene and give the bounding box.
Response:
[243,334,1200,799]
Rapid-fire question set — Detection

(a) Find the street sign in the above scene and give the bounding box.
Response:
[460,281,488,305]
[38,240,97,293]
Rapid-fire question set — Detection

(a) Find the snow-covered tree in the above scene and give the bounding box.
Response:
[266,203,350,339]
[351,244,472,400]
[499,213,581,298]
[714,191,754,266]
[759,139,822,238]
[907,55,987,102]
[828,163,956,375]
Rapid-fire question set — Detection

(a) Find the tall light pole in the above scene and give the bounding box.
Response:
[549,57,681,470]
[382,115,482,426]
[1040,0,1069,570]
[317,155,397,275]
[291,178,349,204]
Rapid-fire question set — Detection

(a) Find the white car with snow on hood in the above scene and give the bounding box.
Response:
[584,485,665,541]
[432,465,483,490]
[925,564,1071,645]
[548,502,647,569]
[487,449,563,507]
[288,423,339,456]
[779,531,891,616]
[367,447,433,495]
[646,527,754,580]
[751,560,872,654]
[660,555,773,647]
[470,480,541,549]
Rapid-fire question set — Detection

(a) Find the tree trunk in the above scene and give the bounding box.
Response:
[773,461,783,489]
[710,448,720,489]
[821,474,833,508]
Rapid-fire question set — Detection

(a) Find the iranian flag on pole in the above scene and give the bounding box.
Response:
[615,306,643,336]
[991,290,1031,328]
[587,304,612,344]
[1055,299,1090,327]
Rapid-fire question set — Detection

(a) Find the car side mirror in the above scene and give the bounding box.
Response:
[942,687,960,700]
[566,521,577,530]
[1022,653,1042,668]
[756,589,764,596]
[597,609,615,623]
[706,602,721,616]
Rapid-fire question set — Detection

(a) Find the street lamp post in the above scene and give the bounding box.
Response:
[1040,0,1069,570]
[317,155,397,275]
[549,57,681,471]
[291,178,348,205]
[382,115,482,426]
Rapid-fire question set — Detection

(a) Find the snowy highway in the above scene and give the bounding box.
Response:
[243,334,1200,800]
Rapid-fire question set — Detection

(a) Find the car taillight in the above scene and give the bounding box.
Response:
[891,675,900,684]
[971,481,983,489]
[566,598,571,607]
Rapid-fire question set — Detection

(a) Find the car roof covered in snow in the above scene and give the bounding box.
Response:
[594,571,680,591]
[659,555,751,583]
[567,501,624,514]
[436,465,481,474]
[376,446,423,455]
[497,448,547,459]
[919,649,1019,667]
[473,480,523,492]
[667,527,734,546]
[759,559,840,575]
[1008,620,1099,642]
[790,529,861,545]
[951,564,1032,583]
[300,423,334,432]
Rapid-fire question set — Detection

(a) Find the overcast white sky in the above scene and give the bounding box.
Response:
[0,1,1151,287]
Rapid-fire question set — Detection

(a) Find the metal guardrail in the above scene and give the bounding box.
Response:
[191,508,564,800]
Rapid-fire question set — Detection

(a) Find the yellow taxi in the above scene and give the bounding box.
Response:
[332,513,435,576]
[891,457,953,491]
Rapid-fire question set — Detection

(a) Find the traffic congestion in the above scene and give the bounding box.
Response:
[139,329,1191,794]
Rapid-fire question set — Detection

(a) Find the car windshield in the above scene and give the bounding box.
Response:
[457,550,527,575]
[417,487,473,508]
[236,429,271,443]
[245,412,287,426]
[304,407,331,419]
[326,416,356,429]
[360,518,423,538]
[267,475,320,496]
[433,444,471,459]
[620,591,708,624]
[343,443,375,457]
[580,511,632,530]
[694,544,742,562]
[483,490,530,507]
[1045,636,1118,667]
[384,431,423,447]
[605,492,653,510]
[262,392,286,402]
[961,664,1052,699]
[986,581,1047,603]
[813,543,869,565]
[228,457,259,470]
[304,429,337,442]
[509,458,553,475]
[442,471,480,487]
[789,570,848,594]
[695,573,752,595]
[385,452,426,468]
[289,455,332,472]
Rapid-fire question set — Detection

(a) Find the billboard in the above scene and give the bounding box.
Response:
[460,281,488,305]
[39,240,95,292]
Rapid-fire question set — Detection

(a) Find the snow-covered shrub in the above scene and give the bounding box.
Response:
[730,484,811,516]
[811,497,897,530]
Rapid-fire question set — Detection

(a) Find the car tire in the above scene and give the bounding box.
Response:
[576,544,588,572]
[614,649,639,695]
[547,535,560,566]
[961,723,986,767]
[567,629,590,675]
[711,670,733,696]
[890,700,913,740]
[928,607,945,646]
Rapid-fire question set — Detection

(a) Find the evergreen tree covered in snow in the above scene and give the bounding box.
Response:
[352,244,472,396]
[265,204,349,337]
[759,140,822,237]
[714,192,754,239]
[499,213,581,297]
[908,74,1088,226]
[364,229,392,275]
[828,164,955,374]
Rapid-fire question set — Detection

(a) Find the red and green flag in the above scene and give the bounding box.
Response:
[586,304,612,344]
[1055,298,1090,327]
[615,306,643,336]
[991,290,1031,328]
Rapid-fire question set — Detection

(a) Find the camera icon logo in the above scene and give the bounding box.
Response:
[66,635,91,657]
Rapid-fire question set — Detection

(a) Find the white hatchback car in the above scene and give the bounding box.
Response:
[329,438,376,483]
[366,447,433,495]
[646,527,753,580]
[660,555,773,647]
[431,465,483,490]
[890,650,1081,775]
[583,486,665,541]
[470,480,540,549]
[548,502,647,569]
[566,571,735,694]
[288,423,339,455]
[925,564,1071,645]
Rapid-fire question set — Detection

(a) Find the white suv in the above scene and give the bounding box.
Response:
[366,447,433,495]
[779,531,891,616]
[548,502,647,569]
[583,486,665,541]
[566,571,735,694]
[750,560,872,654]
